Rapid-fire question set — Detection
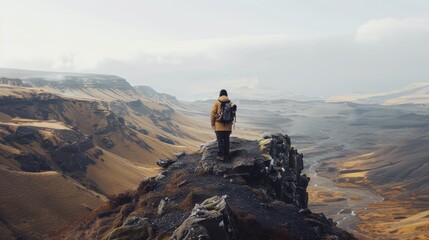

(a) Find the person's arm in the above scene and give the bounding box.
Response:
[210,101,218,127]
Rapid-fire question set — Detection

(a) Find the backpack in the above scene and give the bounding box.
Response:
[219,100,234,123]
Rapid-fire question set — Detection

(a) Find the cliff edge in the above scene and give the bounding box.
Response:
[53,133,356,240]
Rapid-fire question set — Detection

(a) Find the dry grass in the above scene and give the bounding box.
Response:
[108,191,134,209]
[177,187,207,212]
[164,170,188,192]
[356,200,429,239]
[0,168,106,238]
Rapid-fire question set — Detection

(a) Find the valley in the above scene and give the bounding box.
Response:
[0,69,214,239]
[183,98,429,239]
[0,68,428,239]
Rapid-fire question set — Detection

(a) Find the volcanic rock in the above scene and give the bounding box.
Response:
[170,195,239,240]
[52,133,356,240]
[157,158,176,168]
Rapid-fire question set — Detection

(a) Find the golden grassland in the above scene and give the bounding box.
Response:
[0,167,106,238]
[329,148,429,239]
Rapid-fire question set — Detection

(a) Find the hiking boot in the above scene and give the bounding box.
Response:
[216,156,225,161]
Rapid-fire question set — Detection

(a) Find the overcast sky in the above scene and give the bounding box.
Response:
[1,0,429,100]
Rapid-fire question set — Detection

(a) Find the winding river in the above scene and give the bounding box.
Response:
[303,133,384,238]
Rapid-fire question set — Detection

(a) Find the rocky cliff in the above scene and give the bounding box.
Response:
[53,133,355,240]
[23,74,136,92]
[0,77,23,86]
[0,68,140,101]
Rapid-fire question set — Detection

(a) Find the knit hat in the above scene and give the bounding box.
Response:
[219,89,228,97]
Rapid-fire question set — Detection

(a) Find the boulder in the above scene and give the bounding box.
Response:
[170,195,239,240]
[157,158,175,168]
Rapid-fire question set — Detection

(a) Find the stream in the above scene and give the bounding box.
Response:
[302,133,384,238]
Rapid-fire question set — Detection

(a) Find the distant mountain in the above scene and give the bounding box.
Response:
[328,82,429,105]
[0,77,23,86]
[134,85,179,104]
[0,67,140,101]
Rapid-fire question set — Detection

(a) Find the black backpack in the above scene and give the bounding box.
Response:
[219,100,234,123]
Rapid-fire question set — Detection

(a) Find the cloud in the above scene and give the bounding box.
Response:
[91,17,429,99]
[2,1,429,100]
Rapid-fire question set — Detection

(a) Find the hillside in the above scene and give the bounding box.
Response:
[0,68,216,239]
[320,132,429,239]
[51,134,355,240]
[0,169,106,239]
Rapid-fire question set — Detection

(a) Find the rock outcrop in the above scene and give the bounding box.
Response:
[199,133,309,208]
[53,133,355,240]
[22,74,137,92]
[1,124,96,173]
[170,195,239,240]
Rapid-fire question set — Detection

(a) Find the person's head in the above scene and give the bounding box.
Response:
[219,89,228,97]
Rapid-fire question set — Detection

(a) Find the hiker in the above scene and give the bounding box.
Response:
[210,89,237,160]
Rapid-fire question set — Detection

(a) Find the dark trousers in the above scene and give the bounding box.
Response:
[215,131,231,157]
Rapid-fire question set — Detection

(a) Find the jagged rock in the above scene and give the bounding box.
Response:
[199,134,309,209]
[299,208,312,215]
[157,158,175,168]
[106,216,154,240]
[155,172,167,181]
[170,195,239,240]
[158,198,168,216]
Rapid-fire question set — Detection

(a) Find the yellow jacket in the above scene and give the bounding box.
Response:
[210,95,233,131]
